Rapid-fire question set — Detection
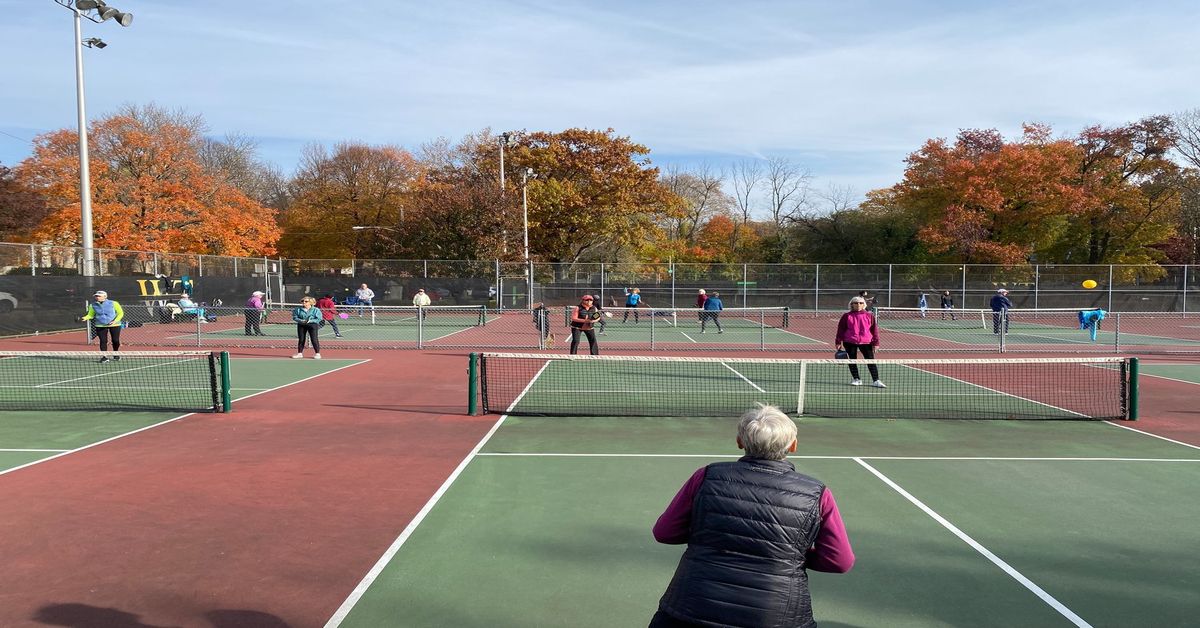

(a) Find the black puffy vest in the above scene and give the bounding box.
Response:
[658,457,826,628]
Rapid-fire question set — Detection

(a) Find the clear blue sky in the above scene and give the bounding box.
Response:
[3,0,1198,202]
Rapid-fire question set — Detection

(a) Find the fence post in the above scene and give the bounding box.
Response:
[30,243,35,276]
[601,262,606,305]
[743,264,749,308]
[198,254,203,277]
[1114,312,1121,353]
[1182,265,1188,315]
[670,260,676,309]
[424,260,429,279]
[1034,264,1040,309]
[759,310,765,351]
[961,265,968,309]
[814,264,820,311]
[417,305,424,349]
[887,264,893,307]
[494,260,501,312]
[1107,265,1114,312]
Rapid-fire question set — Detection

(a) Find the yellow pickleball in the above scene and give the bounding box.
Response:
[1082,279,1098,289]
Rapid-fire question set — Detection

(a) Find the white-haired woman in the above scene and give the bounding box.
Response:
[835,296,885,387]
[650,405,854,627]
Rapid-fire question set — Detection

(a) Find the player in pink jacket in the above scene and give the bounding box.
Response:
[834,295,885,388]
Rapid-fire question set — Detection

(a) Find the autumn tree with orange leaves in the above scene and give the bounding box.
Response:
[16,105,279,255]
[884,125,1086,264]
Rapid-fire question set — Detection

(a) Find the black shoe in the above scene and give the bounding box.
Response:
[98,357,110,363]
[113,355,121,361]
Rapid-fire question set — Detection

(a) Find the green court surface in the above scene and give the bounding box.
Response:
[0,357,365,473]
[1140,362,1200,385]
[332,368,1200,627]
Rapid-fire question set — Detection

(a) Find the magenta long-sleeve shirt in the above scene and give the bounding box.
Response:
[652,466,855,573]
[835,310,879,347]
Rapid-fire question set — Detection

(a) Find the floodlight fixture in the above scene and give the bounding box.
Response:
[52,0,134,275]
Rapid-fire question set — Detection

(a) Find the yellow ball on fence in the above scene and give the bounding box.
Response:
[1082,279,1098,289]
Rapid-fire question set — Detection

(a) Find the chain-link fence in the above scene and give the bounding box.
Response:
[5,241,1200,350]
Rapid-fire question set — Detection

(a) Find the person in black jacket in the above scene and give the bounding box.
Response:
[990,288,1012,334]
[650,404,855,628]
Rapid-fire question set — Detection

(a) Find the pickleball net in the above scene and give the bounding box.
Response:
[472,354,1135,420]
[268,303,486,327]
[0,351,231,413]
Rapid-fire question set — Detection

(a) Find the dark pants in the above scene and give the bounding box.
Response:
[992,311,1009,334]
[570,327,599,355]
[297,323,320,353]
[844,342,879,381]
[320,318,341,336]
[244,309,263,335]
[623,305,639,323]
[941,306,956,320]
[96,326,121,351]
[700,311,722,332]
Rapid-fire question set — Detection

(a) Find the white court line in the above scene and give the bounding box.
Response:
[1103,421,1200,451]
[324,359,552,628]
[721,362,766,392]
[854,457,1094,628]
[34,358,189,388]
[1137,371,1200,387]
[679,332,700,343]
[0,358,370,478]
[1,448,70,453]
[474,452,1200,462]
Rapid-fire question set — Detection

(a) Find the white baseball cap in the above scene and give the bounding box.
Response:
[93,290,107,297]
[252,291,264,296]
[997,288,1008,293]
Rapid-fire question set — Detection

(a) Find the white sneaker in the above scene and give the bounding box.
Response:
[313,353,322,360]
[872,380,887,388]
[851,379,862,386]
[291,353,303,359]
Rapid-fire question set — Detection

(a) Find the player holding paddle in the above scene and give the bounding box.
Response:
[569,294,601,355]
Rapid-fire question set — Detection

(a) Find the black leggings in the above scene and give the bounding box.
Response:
[297,323,320,352]
[622,305,639,322]
[96,326,121,351]
[843,342,879,381]
[570,327,599,355]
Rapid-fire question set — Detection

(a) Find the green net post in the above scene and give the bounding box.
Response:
[468,352,479,415]
[1128,357,1138,420]
[220,351,232,413]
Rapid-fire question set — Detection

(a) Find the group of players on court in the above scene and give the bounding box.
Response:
[532,288,728,355]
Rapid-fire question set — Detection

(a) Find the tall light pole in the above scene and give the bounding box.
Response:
[499,132,512,255]
[521,167,535,304]
[53,0,133,277]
